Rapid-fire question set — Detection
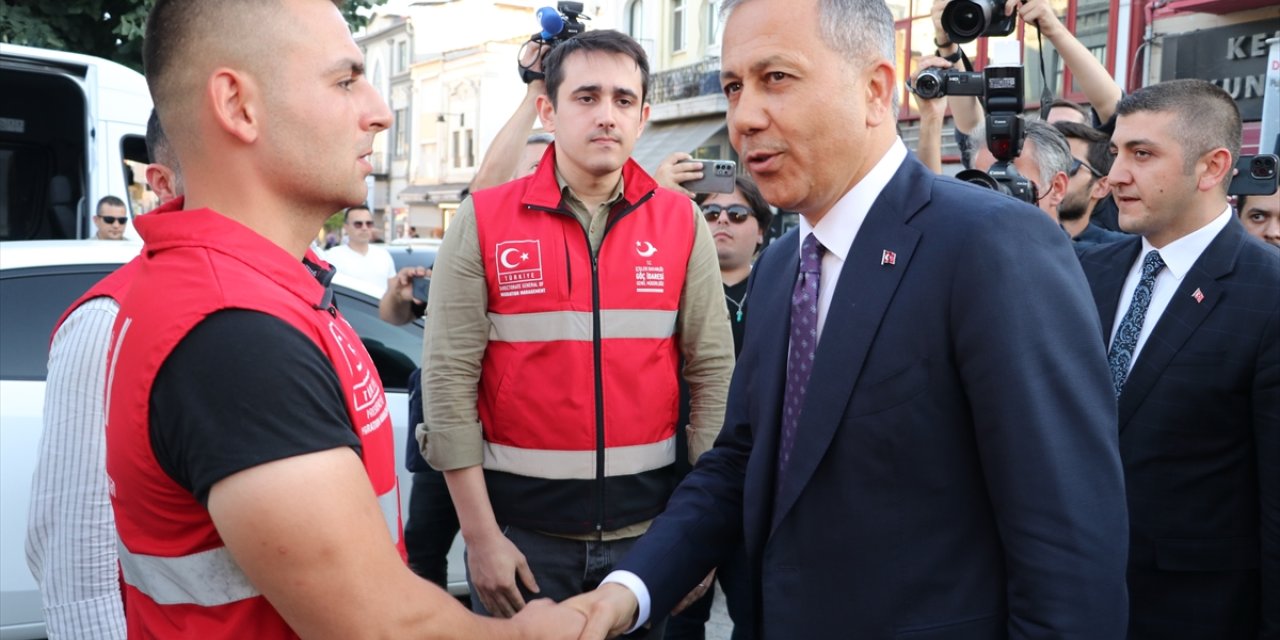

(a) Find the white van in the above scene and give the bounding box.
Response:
[0,44,153,241]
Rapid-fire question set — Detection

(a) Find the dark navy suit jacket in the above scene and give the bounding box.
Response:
[1078,219,1280,640]
[616,153,1131,639]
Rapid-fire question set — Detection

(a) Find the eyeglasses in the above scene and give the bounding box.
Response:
[350,221,375,228]
[702,204,753,224]
[1071,158,1104,179]
[98,216,127,225]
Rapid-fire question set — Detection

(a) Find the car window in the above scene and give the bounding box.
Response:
[0,268,114,380]
[333,286,424,391]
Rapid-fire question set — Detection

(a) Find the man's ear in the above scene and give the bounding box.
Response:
[1089,176,1110,201]
[145,164,179,203]
[208,67,260,144]
[1197,147,1233,193]
[864,59,897,128]
[536,93,557,133]
[1047,170,1069,209]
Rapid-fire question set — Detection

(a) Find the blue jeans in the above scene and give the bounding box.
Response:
[466,525,667,637]
[403,469,460,588]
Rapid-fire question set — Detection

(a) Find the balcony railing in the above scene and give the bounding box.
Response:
[651,58,722,104]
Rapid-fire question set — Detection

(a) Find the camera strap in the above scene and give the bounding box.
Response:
[519,37,546,83]
[1036,29,1054,120]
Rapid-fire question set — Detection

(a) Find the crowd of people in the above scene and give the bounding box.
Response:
[24,0,1277,638]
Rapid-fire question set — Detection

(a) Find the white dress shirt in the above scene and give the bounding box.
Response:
[600,138,909,632]
[1108,206,1232,374]
[25,297,128,640]
[323,243,396,296]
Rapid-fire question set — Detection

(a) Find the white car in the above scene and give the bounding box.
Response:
[0,240,465,639]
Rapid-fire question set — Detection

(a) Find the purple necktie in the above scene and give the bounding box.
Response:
[778,233,824,481]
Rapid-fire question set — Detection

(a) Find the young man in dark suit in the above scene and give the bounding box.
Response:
[565,0,1131,637]
[1078,79,1279,640]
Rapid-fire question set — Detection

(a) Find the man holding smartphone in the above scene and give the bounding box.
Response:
[422,28,733,634]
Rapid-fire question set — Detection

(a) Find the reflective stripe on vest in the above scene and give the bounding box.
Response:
[118,487,400,606]
[482,435,676,480]
[488,309,678,342]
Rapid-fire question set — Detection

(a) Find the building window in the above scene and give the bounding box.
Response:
[672,0,686,52]
[705,0,720,46]
[393,108,408,158]
[628,0,644,38]
[396,40,409,73]
[451,129,475,169]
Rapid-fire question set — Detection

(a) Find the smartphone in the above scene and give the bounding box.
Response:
[412,276,431,303]
[1228,154,1278,197]
[680,159,737,194]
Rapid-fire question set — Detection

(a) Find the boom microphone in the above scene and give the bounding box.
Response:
[537,7,565,39]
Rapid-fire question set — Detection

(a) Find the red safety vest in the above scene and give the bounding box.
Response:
[105,201,403,639]
[470,144,693,534]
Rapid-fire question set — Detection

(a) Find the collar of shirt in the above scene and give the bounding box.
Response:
[1139,205,1232,280]
[555,167,627,219]
[797,138,908,260]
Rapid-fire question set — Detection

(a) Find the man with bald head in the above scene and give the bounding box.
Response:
[103,1,584,637]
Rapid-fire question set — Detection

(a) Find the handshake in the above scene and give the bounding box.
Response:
[511,584,641,640]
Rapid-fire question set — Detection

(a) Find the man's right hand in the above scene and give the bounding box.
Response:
[563,583,639,640]
[466,530,540,618]
[389,266,430,304]
[510,598,586,639]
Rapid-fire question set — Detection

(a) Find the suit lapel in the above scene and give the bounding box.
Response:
[742,234,798,552]
[1117,221,1242,428]
[769,156,928,535]
[1091,239,1142,345]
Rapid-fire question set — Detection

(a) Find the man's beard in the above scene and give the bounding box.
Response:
[1059,190,1090,222]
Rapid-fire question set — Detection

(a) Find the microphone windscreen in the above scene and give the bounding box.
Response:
[537,7,564,38]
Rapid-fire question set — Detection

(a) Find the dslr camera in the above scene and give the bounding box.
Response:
[920,63,1036,204]
[941,0,1017,44]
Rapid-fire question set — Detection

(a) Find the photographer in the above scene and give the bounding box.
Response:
[968,118,1071,224]
[910,55,960,174]
[933,0,1123,134]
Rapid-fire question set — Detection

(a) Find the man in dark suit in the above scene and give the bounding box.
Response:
[565,0,1130,637]
[1078,79,1279,639]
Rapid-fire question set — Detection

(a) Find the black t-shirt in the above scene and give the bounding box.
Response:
[150,309,361,505]
[724,278,749,357]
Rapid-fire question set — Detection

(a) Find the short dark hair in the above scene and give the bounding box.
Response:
[527,133,555,146]
[343,204,371,222]
[96,195,127,215]
[145,109,179,170]
[698,175,774,233]
[1054,120,1113,177]
[542,30,650,107]
[1237,193,1256,214]
[143,0,341,148]
[1116,79,1241,177]
[1048,99,1091,123]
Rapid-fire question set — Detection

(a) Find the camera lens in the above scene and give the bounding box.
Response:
[1251,156,1277,179]
[942,0,989,43]
[916,73,941,99]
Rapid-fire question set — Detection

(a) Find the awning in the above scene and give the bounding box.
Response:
[631,117,727,174]
[399,182,470,203]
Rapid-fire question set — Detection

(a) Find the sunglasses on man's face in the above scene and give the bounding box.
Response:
[1071,158,1104,179]
[350,220,375,228]
[702,204,753,224]
[98,216,127,225]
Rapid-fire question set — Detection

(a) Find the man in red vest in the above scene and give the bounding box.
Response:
[422,29,734,635]
[102,0,585,638]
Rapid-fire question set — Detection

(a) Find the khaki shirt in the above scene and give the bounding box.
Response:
[419,169,734,539]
